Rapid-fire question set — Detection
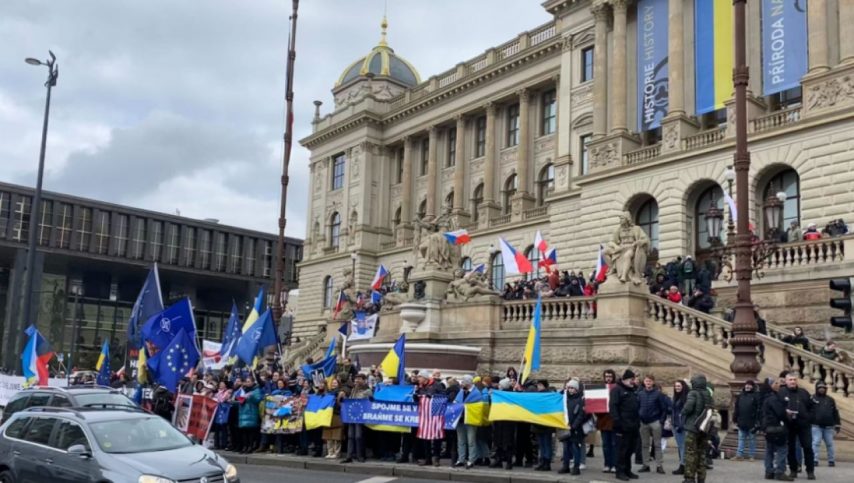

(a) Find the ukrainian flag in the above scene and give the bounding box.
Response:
[241,286,266,334]
[489,391,567,429]
[380,334,406,383]
[520,295,542,385]
[96,341,110,385]
[695,0,734,114]
[304,394,336,430]
[464,388,490,427]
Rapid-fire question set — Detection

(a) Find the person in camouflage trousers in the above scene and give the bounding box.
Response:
[681,374,714,483]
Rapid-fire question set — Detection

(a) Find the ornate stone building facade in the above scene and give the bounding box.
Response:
[296,0,854,342]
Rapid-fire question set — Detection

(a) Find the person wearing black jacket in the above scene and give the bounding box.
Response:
[490,378,517,470]
[762,377,792,481]
[609,369,640,482]
[778,373,816,479]
[733,380,761,460]
[559,379,588,475]
[811,381,841,467]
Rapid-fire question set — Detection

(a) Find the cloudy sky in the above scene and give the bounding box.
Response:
[0,0,551,238]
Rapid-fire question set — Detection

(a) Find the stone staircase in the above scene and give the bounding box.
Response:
[280,327,327,373]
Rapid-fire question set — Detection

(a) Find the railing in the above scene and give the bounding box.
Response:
[530,24,557,46]
[489,213,512,227]
[763,235,846,269]
[647,296,733,348]
[470,56,489,72]
[438,71,459,88]
[380,240,398,250]
[502,297,597,324]
[522,205,549,220]
[499,40,521,59]
[783,344,854,398]
[752,106,802,133]
[624,144,661,166]
[682,127,726,150]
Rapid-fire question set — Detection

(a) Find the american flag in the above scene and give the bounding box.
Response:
[417,395,447,440]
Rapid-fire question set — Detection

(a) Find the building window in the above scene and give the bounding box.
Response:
[579,134,592,175]
[524,246,541,281]
[460,257,473,272]
[12,196,31,242]
[230,236,243,274]
[115,215,129,256]
[420,138,429,176]
[95,211,110,254]
[541,90,557,135]
[184,227,196,267]
[392,207,401,229]
[166,223,180,264]
[214,232,227,271]
[76,207,92,251]
[581,46,594,82]
[447,128,457,167]
[57,203,72,249]
[490,252,505,290]
[503,174,518,214]
[537,164,554,206]
[506,104,520,147]
[199,229,211,269]
[132,218,147,259]
[0,192,10,238]
[150,221,163,261]
[329,212,341,249]
[416,200,427,220]
[245,238,256,276]
[472,183,484,222]
[696,185,725,251]
[394,147,404,184]
[37,200,52,246]
[331,153,346,190]
[475,116,486,157]
[635,198,660,250]
[263,241,273,277]
[323,276,334,309]
[763,169,800,237]
[444,191,454,213]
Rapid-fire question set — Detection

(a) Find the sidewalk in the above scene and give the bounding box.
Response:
[220,450,853,483]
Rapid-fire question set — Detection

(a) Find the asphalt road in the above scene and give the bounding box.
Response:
[235,463,449,483]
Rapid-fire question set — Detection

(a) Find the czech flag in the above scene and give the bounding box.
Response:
[538,248,557,269]
[380,334,406,383]
[96,340,111,386]
[534,230,548,254]
[466,263,486,276]
[443,229,471,246]
[595,244,608,282]
[371,265,389,290]
[498,237,533,274]
[21,325,53,387]
[332,290,347,317]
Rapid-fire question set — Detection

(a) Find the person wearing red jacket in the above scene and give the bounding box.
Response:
[666,286,682,304]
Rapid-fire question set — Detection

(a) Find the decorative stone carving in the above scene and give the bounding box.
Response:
[500,147,517,164]
[805,74,854,111]
[571,84,594,106]
[603,211,650,285]
[561,34,572,52]
[446,269,500,302]
[412,212,456,271]
[373,83,395,100]
[442,168,454,184]
[350,144,362,180]
[390,185,401,199]
[590,142,618,169]
[663,122,679,150]
[571,26,595,48]
[381,291,410,312]
[332,269,356,321]
[535,136,555,155]
[556,164,569,187]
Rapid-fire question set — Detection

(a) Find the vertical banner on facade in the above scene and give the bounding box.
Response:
[637,0,669,131]
[761,0,807,96]
[695,0,734,114]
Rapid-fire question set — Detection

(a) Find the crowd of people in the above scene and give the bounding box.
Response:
[500,269,598,301]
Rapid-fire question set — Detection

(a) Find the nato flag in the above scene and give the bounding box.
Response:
[146,327,199,393]
[141,298,197,351]
[236,309,276,365]
[127,265,164,350]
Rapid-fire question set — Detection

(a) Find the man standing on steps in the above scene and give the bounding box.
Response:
[811,381,840,468]
[733,379,761,461]
[778,372,816,480]
[610,369,641,482]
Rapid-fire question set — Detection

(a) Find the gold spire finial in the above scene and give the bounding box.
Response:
[379,14,388,47]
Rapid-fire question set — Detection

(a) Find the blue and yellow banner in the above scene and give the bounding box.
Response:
[637,0,669,131]
[761,0,807,96]
[464,389,490,427]
[695,0,734,114]
[488,391,567,429]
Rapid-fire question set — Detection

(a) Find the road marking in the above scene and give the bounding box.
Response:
[355,477,396,483]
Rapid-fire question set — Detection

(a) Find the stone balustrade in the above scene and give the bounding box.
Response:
[763,235,847,269]
[752,105,802,133]
[489,213,512,227]
[647,296,733,348]
[682,127,726,151]
[624,144,662,166]
[522,205,549,220]
[502,296,597,326]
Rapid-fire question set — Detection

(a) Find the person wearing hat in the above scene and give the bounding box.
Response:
[803,223,822,241]
[733,379,761,461]
[559,379,588,475]
[455,375,478,469]
[811,380,841,468]
[609,369,641,481]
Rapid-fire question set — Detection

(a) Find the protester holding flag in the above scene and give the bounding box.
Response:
[532,380,555,472]
[343,373,373,463]
[595,369,618,474]
[610,369,641,481]
[21,325,53,387]
[489,378,517,470]
[415,371,448,467]
[213,380,233,450]
[236,377,263,454]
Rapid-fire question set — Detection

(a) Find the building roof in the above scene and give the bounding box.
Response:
[335,16,420,88]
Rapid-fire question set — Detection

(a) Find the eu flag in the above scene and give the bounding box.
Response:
[235,309,276,365]
[127,265,164,350]
[141,298,197,351]
[146,327,199,393]
[220,302,241,359]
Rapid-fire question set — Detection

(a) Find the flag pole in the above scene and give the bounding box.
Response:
[272,0,300,325]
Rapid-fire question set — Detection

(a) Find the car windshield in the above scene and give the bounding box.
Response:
[89,417,192,454]
[74,393,136,408]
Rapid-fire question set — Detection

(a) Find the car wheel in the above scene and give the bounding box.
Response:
[0,470,16,483]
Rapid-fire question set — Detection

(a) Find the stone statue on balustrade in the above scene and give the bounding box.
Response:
[331,268,357,321]
[412,211,457,271]
[603,211,650,285]
[447,269,500,302]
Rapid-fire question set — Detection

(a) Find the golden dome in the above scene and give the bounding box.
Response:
[335,16,421,88]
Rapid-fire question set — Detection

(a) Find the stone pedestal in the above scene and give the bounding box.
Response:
[409,269,454,301]
[724,93,766,138]
[660,114,699,154]
[399,303,426,333]
[477,202,501,229]
[595,280,650,328]
[588,132,640,172]
[511,193,536,222]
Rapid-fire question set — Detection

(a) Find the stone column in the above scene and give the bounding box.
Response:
[400,136,412,226]
[516,88,531,194]
[592,1,610,139]
[452,114,466,213]
[425,125,438,220]
[483,103,497,204]
[610,0,629,134]
[840,1,854,65]
[807,0,829,74]
[666,0,685,117]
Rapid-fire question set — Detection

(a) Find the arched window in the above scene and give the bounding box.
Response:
[524,245,541,281]
[323,276,334,309]
[329,212,341,248]
[472,183,484,222]
[417,199,427,220]
[392,206,401,229]
[537,164,554,206]
[491,251,505,290]
[635,198,660,250]
[445,191,455,213]
[460,257,472,271]
[762,169,800,237]
[503,174,518,214]
[695,185,725,251]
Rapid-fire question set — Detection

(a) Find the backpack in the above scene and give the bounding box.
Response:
[683,260,694,274]
[695,406,717,434]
